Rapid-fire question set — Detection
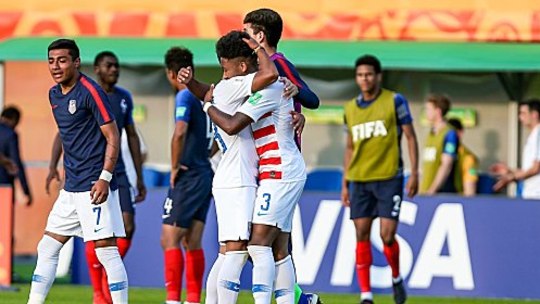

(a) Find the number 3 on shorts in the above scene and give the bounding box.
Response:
[93,206,102,226]
[260,193,271,211]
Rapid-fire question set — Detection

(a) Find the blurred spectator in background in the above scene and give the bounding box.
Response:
[0,106,31,205]
[448,118,478,196]
[419,94,460,194]
[490,99,540,198]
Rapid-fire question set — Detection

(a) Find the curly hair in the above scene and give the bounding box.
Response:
[355,55,382,74]
[216,31,256,63]
[164,47,194,74]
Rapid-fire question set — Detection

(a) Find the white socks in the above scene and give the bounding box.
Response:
[95,246,129,304]
[274,255,296,304]
[217,251,248,304]
[248,245,275,304]
[205,253,225,304]
[27,235,64,304]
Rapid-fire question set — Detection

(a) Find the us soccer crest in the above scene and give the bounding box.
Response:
[68,100,77,114]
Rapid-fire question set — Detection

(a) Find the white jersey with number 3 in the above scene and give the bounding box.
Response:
[211,73,259,189]
[238,81,306,182]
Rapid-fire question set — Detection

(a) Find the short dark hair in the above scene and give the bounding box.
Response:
[427,93,452,117]
[243,8,283,48]
[164,47,194,74]
[520,98,540,116]
[216,31,256,62]
[1,106,21,124]
[48,39,80,60]
[355,55,382,74]
[447,118,463,131]
[94,51,118,67]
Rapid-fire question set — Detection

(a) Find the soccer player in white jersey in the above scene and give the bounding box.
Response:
[179,33,306,304]
[178,30,278,304]
[491,99,540,198]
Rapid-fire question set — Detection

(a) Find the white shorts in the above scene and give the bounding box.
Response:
[45,189,126,242]
[213,186,256,242]
[252,179,305,233]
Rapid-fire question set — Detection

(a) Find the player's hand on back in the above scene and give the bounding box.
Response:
[135,179,147,203]
[290,111,305,136]
[90,180,109,204]
[280,77,299,99]
[203,84,215,104]
[177,67,193,84]
[45,168,61,195]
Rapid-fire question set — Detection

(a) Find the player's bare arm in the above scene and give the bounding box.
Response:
[493,161,540,191]
[46,132,63,195]
[91,121,119,204]
[341,132,353,206]
[170,120,189,188]
[177,66,211,101]
[203,84,254,135]
[426,154,454,194]
[402,124,419,198]
[246,37,279,92]
[125,124,147,202]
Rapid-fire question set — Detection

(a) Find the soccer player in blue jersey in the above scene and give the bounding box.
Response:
[28,39,128,304]
[243,8,321,304]
[161,47,214,304]
[46,51,146,304]
[0,106,32,205]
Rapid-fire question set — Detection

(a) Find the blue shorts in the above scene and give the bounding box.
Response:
[116,171,135,214]
[162,168,213,228]
[349,176,403,220]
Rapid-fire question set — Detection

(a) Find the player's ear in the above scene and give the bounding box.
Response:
[74,57,81,69]
[255,30,265,44]
[240,61,248,73]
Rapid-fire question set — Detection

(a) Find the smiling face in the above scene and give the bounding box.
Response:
[48,49,80,85]
[94,55,119,86]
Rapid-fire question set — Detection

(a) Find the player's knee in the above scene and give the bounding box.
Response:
[160,233,175,249]
[272,246,289,261]
[380,233,396,245]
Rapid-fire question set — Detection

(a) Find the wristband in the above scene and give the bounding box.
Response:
[99,170,113,183]
[203,102,214,113]
[253,45,262,54]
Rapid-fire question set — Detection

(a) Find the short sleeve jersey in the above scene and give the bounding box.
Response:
[174,89,213,170]
[107,86,134,173]
[49,73,117,192]
[237,81,306,182]
[211,73,259,189]
[522,125,540,198]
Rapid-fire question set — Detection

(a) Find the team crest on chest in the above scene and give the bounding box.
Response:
[68,100,77,114]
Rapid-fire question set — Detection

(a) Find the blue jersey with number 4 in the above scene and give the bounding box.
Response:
[174,89,212,170]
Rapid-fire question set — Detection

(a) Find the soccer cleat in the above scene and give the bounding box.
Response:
[392,278,407,304]
[305,293,323,304]
[360,299,374,304]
